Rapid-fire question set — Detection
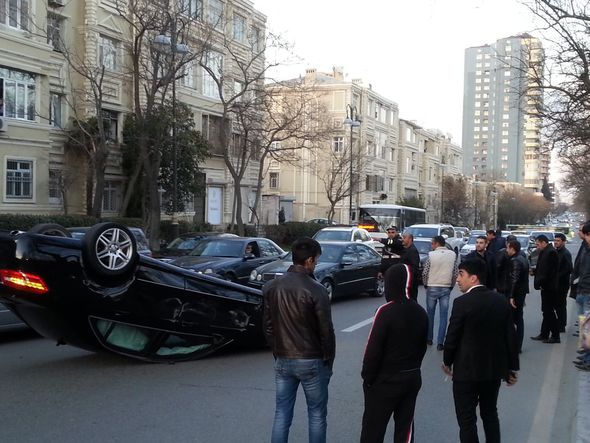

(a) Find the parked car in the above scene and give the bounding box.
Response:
[0,302,25,330]
[155,232,238,260]
[68,226,153,257]
[454,227,470,242]
[312,226,381,250]
[249,241,382,299]
[0,222,266,362]
[305,218,337,225]
[404,224,464,254]
[168,237,285,285]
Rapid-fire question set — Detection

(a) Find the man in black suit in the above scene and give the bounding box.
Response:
[464,235,493,288]
[402,232,420,300]
[531,234,560,343]
[442,259,519,443]
[554,233,573,332]
[505,239,529,353]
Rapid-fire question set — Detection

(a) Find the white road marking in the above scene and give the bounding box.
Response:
[342,316,374,332]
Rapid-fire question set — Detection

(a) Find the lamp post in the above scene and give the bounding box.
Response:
[153,33,189,239]
[343,104,361,225]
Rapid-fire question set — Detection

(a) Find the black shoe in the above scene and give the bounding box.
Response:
[573,332,580,337]
[437,344,444,351]
[577,348,587,355]
[427,340,433,346]
[573,358,584,364]
[531,335,547,341]
[543,337,561,344]
[574,362,590,371]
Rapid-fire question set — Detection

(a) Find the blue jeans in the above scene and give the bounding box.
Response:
[271,358,332,443]
[576,293,590,316]
[427,287,451,345]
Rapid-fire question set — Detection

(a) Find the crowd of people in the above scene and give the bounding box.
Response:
[260,220,590,443]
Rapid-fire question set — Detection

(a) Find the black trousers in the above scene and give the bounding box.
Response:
[556,286,568,329]
[453,379,501,443]
[512,303,524,352]
[360,371,421,443]
[540,290,560,339]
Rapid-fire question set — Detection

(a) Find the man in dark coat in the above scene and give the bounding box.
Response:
[377,226,404,279]
[361,264,428,443]
[505,239,529,353]
[402,232,420,300]
[485,230,505,289]
[443,259,519,443]
[554,233,573,331]
[465,235,493,288]
[531,234,561,343]
[494,235,517,296]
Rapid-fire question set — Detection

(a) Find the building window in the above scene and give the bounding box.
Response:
[0,67,36,121]
[99,36,119,71]
[6,159,33,199]
[207,0,223,29]
[49,93,62,127]
[202,50,222,99]
[181,61,195,88]
[47,13,64,51]
[48,169,62,202]
[249,26,262,51]
[101,109,119,142]
[0,0,29,30]
[332,136,344,153]
[102,180,120,212]
[233,13,246,43]
[179,0,202,18]
[269,172,279,189]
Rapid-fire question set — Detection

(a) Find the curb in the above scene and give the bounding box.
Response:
[577,371,590,443]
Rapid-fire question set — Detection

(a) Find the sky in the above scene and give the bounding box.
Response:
[252,0,538,144]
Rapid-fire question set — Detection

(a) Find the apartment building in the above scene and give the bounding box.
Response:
[462,34,548,192]
[0,0,266,227]
[263,67,463,224]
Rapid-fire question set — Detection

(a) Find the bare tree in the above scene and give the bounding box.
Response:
[441,176,470,226]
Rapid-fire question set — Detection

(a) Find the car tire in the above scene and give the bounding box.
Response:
[373,278,384,297]
[321,279,334,301]
[29,223,72,237]
[81,222,139,279]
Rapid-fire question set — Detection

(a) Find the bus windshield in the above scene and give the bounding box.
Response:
[358,205,426,232]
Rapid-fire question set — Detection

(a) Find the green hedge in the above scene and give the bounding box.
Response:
[264,222,323,247]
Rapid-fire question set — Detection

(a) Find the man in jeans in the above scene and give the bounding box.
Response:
[423,235,458,350]
[572,221,590,371]
[263,237,336,443]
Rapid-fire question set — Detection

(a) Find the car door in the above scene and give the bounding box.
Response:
[334,244,363,296]
[354,244,381,293]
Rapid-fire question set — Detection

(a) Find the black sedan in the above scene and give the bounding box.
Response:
[0,223,266,362]
[168,237,285,285]
[249,241,383,300]
[155,232,238,260]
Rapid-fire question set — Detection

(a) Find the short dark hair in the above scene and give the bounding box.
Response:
[506,234,516,243]
[507,239,521,252]
[432,235,446,247]
[554,233,567,241]
[477,235,487,242]
[387,226,399,232]
[486,229,496,236]
[581,222,590,235]
[458,259,486,283]
[291,237,322,265]
[535,234,549,243]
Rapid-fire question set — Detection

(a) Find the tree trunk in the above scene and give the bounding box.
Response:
[91,146,108,219]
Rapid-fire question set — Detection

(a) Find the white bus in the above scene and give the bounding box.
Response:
[357,204,426,232]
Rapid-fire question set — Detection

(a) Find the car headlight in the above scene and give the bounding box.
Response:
[250,270,258,281]
[203,268,214,274]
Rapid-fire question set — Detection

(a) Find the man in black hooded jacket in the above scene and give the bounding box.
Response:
[360,263,428,443]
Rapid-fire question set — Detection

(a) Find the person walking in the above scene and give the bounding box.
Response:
[554,233,573,332]
[572,221,590,371]
[504,239,529,353]
[360,264,428,443]
[402,232,420,301]
[263,237,336,443]
[443,259,519,443]
[422,235,458,350]
[377,226,404,280]
[464,235,493,289]
[530,234,561,344]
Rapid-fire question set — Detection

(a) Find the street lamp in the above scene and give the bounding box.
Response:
[343,104,361,224]
[153,32,189,239]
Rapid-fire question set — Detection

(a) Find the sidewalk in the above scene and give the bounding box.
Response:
[577,371,590,442]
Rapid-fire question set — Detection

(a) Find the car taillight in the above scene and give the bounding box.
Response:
[0,270,49,295]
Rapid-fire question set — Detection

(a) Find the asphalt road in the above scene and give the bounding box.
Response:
[0,242,583,443]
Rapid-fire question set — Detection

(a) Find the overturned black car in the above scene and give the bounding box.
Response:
[0,223,265,362]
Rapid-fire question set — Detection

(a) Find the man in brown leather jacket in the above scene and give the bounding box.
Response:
[263,237,336,443]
